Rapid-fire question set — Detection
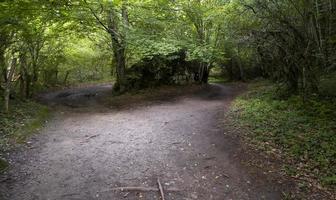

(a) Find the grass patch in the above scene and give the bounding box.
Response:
[208,76,228,83]
[0,158,9,172]
[0,99,49,171]
[229,81,336,189]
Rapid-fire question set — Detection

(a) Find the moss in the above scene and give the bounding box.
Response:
[229,81,336,188]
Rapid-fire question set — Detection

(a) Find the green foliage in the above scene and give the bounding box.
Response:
[230,82,336,187]
[127,37,182,64]
[59,36,112,84]
[1,0,336,95]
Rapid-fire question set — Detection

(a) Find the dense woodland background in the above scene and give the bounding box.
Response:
[1,0,335,105]
[0,0,336,193]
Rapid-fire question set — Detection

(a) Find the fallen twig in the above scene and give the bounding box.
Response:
[111,187,158,192]
[80,134,100,143]
[86,134,99,140]
[222,173,229,178]
[103,187,180,193]
[157,178,165,200]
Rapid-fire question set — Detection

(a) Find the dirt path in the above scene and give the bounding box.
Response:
[1,84,291,200]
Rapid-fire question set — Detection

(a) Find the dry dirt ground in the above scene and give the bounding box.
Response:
[0,83,297,200]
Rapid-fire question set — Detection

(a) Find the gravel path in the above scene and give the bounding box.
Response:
[0,84,291,200]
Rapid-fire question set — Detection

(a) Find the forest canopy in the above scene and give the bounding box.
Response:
[1,0,336,111]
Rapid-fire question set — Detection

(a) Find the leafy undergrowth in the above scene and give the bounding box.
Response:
[0,100,49,171]
[229,81,336,190]
[319,71,336,98]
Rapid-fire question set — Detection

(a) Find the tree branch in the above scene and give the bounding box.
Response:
[83,0,109,32]
[83,0,120,38]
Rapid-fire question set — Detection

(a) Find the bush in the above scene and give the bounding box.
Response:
[124,50,201,90]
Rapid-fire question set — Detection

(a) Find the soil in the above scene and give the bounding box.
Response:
[0,83,299,200]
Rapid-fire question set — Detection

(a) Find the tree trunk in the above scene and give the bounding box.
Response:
[30,61,39,97]
[4,58,17,113]
[237,59,245,81]
[63,71,70,85]
[108,25,126,92]
[0,52,7,83]
[85,0,129,92]
[237,45,245,81]
[200,64,210,84]
[108,3,128,93]
[113,46,126,92]
[19,53,28,98]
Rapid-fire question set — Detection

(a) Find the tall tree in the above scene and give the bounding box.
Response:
[83,0,129,92]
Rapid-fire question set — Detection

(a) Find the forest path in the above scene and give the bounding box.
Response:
[1,83,291,200]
